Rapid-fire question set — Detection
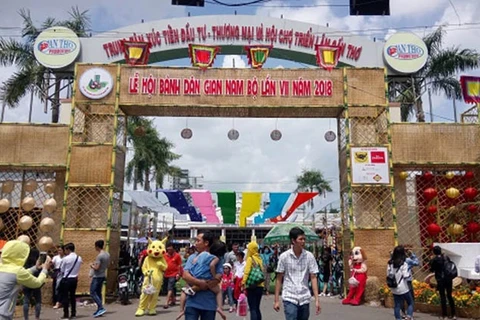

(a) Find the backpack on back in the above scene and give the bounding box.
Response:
[386,265,402,288]
[443,256,458,280]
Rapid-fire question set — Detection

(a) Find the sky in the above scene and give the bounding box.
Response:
[1,0,480,212]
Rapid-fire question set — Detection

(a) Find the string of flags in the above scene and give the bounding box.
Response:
[155,190,319,227]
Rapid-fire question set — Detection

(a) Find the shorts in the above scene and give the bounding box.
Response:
[165,277,177,291]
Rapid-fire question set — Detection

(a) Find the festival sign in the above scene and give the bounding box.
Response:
[120,67,343,108]
[34,27,81,69]
[351,147,390,185]
[77,15,384,68]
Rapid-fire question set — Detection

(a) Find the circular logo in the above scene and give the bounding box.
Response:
[324,130,336,142]
[33,27,81,69]
[181,128,193,139]
[78,68,113,100]
[270,129,282,141]
[383,32,428,74]
[227,129,239,141]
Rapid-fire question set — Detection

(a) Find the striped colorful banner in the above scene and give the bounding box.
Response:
[186,190,220,223]
[253,192,290,224]
[270,192,318,223]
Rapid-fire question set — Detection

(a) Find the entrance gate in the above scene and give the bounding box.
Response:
[64,64,394,290]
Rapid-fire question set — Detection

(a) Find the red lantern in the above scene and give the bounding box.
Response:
[423,172,434,181]
[427,205,438,215]
[467,204,478,214]
[466,221,480,234]
[424,188,438,201]
[427,223,441,237]
[465,187,478,200]
[465,171,475,180]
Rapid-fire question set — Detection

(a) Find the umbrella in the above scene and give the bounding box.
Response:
[263,224,320,245]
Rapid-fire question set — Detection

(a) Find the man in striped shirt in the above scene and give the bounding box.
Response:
[273,227,321,320]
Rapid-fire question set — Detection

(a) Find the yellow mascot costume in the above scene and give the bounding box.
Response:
[135,238,168,316]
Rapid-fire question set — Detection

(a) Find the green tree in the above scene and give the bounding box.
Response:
[295,169,333,209]
[126,117,181,191]
[0,7,90,123]
[396,27,480,122]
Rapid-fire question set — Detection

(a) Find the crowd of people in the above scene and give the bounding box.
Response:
[0,239,110,320]
[0,230,475,320]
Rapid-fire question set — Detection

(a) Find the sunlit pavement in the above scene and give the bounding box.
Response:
[39,295,442,320]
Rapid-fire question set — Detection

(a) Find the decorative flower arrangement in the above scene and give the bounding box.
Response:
[381,280,480,309]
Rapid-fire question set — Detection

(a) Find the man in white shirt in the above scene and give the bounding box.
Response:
[274,227,321,320]
[60,243,83,320]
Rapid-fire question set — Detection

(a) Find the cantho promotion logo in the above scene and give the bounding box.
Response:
[78,68,113,100]
[383,32,428,74]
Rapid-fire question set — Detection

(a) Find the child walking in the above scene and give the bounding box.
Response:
[221,263,235,313]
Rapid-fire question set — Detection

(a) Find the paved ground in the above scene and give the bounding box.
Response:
[38,295,442,320]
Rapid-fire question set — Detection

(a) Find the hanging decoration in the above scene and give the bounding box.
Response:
[181,118,193,139]
[19,215,33,231]
[217,192,236,224]
[161,190,202,222]
[466,221,480,234]
[186,190,220,223]
[24,180,38,193]
[324,131,336,142]
[1,181,14,194]
[253,192,290,224]
[426,205,437,215]
[239,192,262,227]
[44,182,56,194]
[445,171,455,180]
[446,187,460,199]
[464,187,478,200]
[464,171,475,180]
[17,235,31,245]
[228,118,239,141]
[188,44,220,69]
[423,188,437,201]
[244,45,272,69]
[315,44,340,71]
[460,76,480,104]
[426,223,441,237]
[467,204,477,214]
[0,199,10,214]
[43,198,57,214]
[423,171,434,181]
[399,171,408,180]
[271,192,318,223]
[39,217,55,233]
[21,197,35,212]
[121,40,152,65]
[270,119,282,141]
[38,236,54,251]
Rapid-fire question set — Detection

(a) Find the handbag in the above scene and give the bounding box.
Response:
[142,271,156,295]
[246,258,265,288]
[348,270,359,287]
[58,255,79,290]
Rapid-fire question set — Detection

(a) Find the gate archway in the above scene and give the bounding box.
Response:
[63,63,395,291]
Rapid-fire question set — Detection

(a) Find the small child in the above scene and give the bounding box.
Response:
[177,240,227,320]
[221,263,235,313]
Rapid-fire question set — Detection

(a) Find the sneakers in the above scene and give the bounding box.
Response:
[327,293,332,297]
[319,293,326,297]
[94,309,106,318]
[229,307,234,313]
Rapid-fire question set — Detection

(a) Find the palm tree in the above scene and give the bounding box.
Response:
[0,7,90,123]
[126,117,181,191]
[396,27,480,122]
[295,169,333,209]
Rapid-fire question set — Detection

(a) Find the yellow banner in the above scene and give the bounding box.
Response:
[239,192,262,227]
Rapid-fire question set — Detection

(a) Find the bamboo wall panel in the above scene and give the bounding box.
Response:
[69,146,112,184]
[391,124,480,163]
[0,124,68,166]
[345,69,386,106]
